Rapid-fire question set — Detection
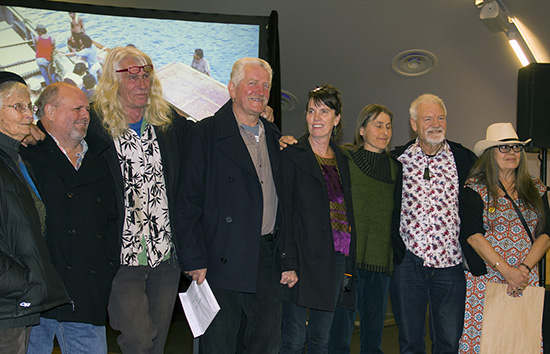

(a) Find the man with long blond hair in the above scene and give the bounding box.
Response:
[89,46,194,354]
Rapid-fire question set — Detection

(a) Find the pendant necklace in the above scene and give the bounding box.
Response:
[423,143,444,180]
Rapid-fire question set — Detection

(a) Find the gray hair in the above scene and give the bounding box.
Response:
[230,57,273,87]
[409,93,447,120]
[34,83,67,119]
[0,81,30,107]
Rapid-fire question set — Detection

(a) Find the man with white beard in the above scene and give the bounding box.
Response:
[389,94,477,354]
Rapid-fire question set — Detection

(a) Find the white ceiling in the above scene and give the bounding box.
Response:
[53,0,549,154]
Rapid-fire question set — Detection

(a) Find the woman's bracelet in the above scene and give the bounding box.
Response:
[520,262,532,273]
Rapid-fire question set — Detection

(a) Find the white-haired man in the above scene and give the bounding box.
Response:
[176,57,283,354]
[390,94,476,354]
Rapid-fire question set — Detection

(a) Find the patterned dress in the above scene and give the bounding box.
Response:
[459,176,546,354]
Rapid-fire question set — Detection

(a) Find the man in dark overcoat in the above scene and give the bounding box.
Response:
[176,57,284,354]
[22,82,119,354]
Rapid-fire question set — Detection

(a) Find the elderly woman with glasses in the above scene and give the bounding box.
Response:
[0,72,68,353]
[279,85,356,354]
[458,122,550,353]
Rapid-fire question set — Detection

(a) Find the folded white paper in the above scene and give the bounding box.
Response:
[179,279,220,338]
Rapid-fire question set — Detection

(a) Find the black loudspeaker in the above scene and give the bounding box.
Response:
[517,63,550,151]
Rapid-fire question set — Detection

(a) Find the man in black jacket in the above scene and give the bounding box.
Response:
[390,94,476,354]
[88,46,195,354]
[176,57,283,354]
[22,82,119,354]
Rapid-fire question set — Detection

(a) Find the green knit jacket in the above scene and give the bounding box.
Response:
[344,148,397,276]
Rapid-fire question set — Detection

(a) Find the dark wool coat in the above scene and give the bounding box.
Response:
[280,135,356,311]
[21,121,119,325]
[175,101,283,293]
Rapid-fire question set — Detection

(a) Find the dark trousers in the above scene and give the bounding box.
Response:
[328,270,391,354]
[280,253,346,354]
[108,259,181,354]
[0,326,31,354]
[390,251,466,354]
[200,238,282,354]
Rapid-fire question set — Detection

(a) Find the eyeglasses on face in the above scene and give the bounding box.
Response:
[115,64,154,74]
[496,144,523,153]
[2,103,38,114]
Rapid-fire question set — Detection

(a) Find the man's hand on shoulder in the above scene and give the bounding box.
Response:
[279,135,297,150]
[21,124,46,147]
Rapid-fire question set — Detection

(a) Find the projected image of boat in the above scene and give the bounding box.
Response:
[0,5,260,121]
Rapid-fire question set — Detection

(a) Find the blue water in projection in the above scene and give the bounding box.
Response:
[15,6,260,84]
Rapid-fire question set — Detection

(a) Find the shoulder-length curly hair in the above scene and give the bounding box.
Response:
[92,46,172,138]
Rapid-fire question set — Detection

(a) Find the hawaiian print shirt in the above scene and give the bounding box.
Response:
[398,139,462,268]
[115,123,172,267]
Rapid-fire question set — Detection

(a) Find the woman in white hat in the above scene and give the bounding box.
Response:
[458,122,550,353]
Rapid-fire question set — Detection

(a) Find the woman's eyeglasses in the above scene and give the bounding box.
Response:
[115,64,154,74]
[496,144,523,153]
[2,103,38,114]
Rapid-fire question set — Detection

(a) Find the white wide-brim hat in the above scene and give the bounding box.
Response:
[473,122,531,157]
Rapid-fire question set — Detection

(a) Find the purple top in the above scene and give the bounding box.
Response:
[317,155,351,256]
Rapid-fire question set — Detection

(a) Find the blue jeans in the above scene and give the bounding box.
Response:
[389,251,466,354]
[36,57,52,86]
[27,318,106,354]
[328,270,390,354]
[281,253,345,354]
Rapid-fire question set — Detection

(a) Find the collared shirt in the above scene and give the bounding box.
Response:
[237,118,277,235]
[49,133,88,170]
[398,139,462,268]
[114,122,172,267]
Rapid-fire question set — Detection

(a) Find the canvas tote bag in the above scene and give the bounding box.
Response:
[480,281,545,354]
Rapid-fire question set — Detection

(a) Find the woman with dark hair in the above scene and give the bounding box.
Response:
[458,122,550,353]
[328,104,397,354]
[279,85,356,354]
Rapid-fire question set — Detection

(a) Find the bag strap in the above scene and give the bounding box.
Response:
[498,180,534,243]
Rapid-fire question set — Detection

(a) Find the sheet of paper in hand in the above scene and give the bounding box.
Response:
[179,279,221,338]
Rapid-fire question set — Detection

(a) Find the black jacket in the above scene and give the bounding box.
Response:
[176,101,283,293]
[88,107,195,258]
[390,139,477,265]
[0,135,68,327]
[280,135,356,311]
[20,121,119,325]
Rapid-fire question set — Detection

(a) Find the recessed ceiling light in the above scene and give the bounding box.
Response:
[392,49,438,77]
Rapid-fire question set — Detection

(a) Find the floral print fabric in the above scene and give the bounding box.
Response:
[114,124,172,267]
[398,140,462,268]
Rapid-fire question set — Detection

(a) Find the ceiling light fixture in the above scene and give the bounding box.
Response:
[478,0,537,67]
[508,38,530,67]
[391,50,438,77]
[507,30,535,67]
